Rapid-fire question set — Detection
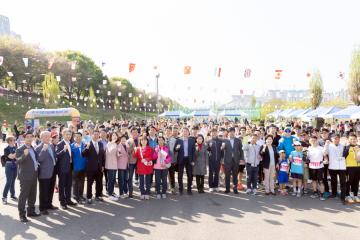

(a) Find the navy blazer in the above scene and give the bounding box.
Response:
[56,140,72,174]
[174,137,195,165]
[81,141,105,172]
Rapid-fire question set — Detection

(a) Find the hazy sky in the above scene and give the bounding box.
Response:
[1,0,359,107]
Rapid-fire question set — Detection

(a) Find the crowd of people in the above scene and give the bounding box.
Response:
[1,117,360,223]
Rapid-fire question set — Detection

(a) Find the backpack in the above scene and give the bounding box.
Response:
[1,155,7,167]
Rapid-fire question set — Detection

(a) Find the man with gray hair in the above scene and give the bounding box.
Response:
[35,131,57,215]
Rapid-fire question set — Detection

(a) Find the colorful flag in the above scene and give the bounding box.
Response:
[129,63,136,72]
[71,61,76,70]
[338,71,345,79]
[214,67,222,78]
[48,58,55,69]
[240,89,244,95]
[0,56,3,66]
[22,58,28,68]
[306,72,311,78]
[275,70,282,79]
[101,62,106,67]
[244,68,251,78]
[184,66,191,75]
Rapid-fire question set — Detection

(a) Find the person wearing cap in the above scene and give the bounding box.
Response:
[35,131,57,215]
[260,135,279,195]
[323,134,346,203]
[343,133,360,204]
[289,141,304,197]
[16,131,40,222]
[278,150,289,195]
[307,135,326,201]
[278,127,298,160]
[223,127,244,194]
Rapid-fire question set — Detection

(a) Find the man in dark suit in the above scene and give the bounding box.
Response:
[36,131,57,215]
[207,128,224,192]
[16,131,40,222]
[56,129,77,209]
[174,128,195,195]
[223,127,244,194]
[82,130,106,204]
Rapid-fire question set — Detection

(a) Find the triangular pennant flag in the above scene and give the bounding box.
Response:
[214,67,222,78]
[71,61,76,70]
[71,77,76,82]
[101,62,106,67]
[0,56,3,66]
[306,72,311,78]
[22,58,28,68]
[338,71,345,79]
[275,70,282,79]
[48,58,55,69]
[184,66,191,75]
[56,76,61,82]
[244,68,251,78]
[7,72,13,77]
[102,80,107,85]
[240,89,244,95]
[129,63,136,73]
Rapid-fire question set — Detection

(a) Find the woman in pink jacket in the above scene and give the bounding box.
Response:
[117,135,129,198]
[153,136,172,199]
[105,132,120,201]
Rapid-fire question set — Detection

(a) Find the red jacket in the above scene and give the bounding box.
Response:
[133,146,154,175]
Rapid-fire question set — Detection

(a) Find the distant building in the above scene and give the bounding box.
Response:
[0,14,21,38]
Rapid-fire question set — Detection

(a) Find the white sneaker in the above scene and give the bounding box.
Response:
[140,195,145,200]
[145,195,150,200]
[156,194,161,199]
[246,189,252,195]
[345,196,354,204]
[209,188,214,193]
[111,193,119,198]
[252,189,257,195]
[120,194,127,199]
[292,192,297,196]
[109,196,118,201]
[162,194,167,199]
[215,188,220,192]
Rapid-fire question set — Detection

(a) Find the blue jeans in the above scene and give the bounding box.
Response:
[139,174,151,195]
[107,169,117,196]
[118,169,128,195]
[3,162,17,198]
[128,164,136,194]
[246,164,259,190]
[155,169,168,194]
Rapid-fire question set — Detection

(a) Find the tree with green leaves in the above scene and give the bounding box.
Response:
[309,69,323,109]
[348,46,360,105]
[42,73,60,107]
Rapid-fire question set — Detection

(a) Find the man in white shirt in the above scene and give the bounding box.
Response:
[307,135,326,201]
[323,134,346,203]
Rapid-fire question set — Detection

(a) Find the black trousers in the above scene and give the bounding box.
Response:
[195,175,204,191]
[58,172,72,205]
[178,158,193,192]
[168,164,176,189]
[49,168,57,207]
[72,171,85,200]
[103,169,108,192]
[39,178,52,211]
[323,164,330,192]
[346,167,360,197]
[225,161,239,191]
[18,175,37,216]
[329,169,346,201]
[258,161,264,184]
[87,170,103,199]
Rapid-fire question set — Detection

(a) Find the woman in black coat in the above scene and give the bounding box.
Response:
[260,135,279,195]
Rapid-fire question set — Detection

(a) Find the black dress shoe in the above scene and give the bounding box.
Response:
[27,212,41,217]
[128,193,133,198]
[95,197,104,202]
[61,205,68,210]
[41,210,49,215]
[187,191,193,195]
[233,189,239,194]
[224,190,230,194]
[48,205,59,210]
[20,216,29,222]
[67,201,77,206]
